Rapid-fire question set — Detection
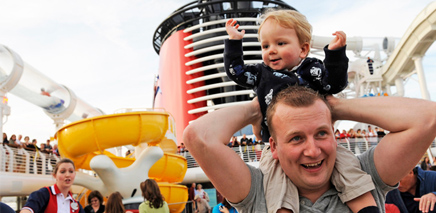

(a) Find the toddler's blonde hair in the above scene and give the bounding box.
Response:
[258,9,312,46]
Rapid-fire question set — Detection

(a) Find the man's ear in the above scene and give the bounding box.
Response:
[300,42,310,58]
[331,126,337,147]
[269,136,279,160]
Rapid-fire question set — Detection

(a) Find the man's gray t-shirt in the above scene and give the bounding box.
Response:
[230,146,397,213]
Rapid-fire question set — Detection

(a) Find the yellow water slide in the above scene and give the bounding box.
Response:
[56,111,188,212]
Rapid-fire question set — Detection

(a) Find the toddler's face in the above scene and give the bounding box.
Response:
[260,19,308,71]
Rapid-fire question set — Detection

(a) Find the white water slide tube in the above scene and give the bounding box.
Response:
[0,44,103,128]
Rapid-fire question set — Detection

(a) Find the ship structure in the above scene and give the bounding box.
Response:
[152,0,295,143]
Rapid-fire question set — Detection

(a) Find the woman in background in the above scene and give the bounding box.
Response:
[194,184,209,202]
[105,191,126,213]
[2,133,8,144]
[105,192,134,213]
[85,190,105,213]
[139,179,169,213]
[421,156,431,170]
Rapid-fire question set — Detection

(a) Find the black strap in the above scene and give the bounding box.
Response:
[357,206,380,213]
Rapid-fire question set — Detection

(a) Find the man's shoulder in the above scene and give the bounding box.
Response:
[419,168,436,187]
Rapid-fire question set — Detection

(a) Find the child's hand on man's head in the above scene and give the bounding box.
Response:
[226,19,245,40]
[328,31,346,50]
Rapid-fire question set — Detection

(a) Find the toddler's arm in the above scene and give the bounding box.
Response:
[328,31,346,50]
[226,19,245,40]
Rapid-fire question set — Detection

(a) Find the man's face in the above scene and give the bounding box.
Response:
[398,171,417,193]
[270,100,337,198]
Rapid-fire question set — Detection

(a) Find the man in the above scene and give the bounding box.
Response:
[367,57,374,75]
[194,195,211,213]
[184,86,436,212]
[44,139,53,153]
[240,134,249,146]
[187,183,196,213]
[386,167,436,213]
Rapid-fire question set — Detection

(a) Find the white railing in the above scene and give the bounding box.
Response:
[2,136,434,175]
[0,144,59,175]
[177,136,436,169]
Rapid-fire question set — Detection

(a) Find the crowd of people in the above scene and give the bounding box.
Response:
[335,125,386,139]
[2,132,59,156]
[227,134,262,147]
[178,135,265,155]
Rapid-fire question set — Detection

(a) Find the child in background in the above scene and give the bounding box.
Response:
[224,9,379,213]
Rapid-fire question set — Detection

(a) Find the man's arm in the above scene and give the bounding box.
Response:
[183,98,262,203]
[328,96,436,186]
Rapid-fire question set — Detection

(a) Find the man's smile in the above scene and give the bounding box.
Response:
[301,160,323,169]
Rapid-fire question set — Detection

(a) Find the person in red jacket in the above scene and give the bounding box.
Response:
[21,158,85,213]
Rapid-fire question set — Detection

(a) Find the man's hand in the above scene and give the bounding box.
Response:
[249,97,263,141]
[328,31,346,50]
[252,122,262,143]
[248,97,262,127]
[414,192,436,213]
[219,206,230,213]
[226,19,245,40]
[325,95,340,122]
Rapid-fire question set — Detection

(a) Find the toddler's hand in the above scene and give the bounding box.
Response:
[226,19,245,40]
[328,31,346,50]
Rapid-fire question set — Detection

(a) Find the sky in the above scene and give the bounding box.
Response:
[0,0,435,145]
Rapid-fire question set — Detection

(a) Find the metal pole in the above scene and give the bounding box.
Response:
[412,56,431,100]
[412,56,434,161]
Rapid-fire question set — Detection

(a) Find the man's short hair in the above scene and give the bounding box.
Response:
[266,86,331,138]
